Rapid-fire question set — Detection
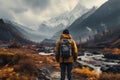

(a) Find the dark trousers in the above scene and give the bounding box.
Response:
[60,62,73,80]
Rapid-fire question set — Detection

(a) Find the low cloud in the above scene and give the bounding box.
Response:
[79,0,108,8]
[11,8,28,14]
[0,10,14,20]
[22,0,51,13]
[0,0,107,28]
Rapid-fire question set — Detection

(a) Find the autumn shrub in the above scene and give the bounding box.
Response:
[10,53,25,65]
[0,67,20,80]
[103,48,120,55]
[103,48,111,53]
[17,58,37,75]
[72,67,99,80]
[99,73,120,80]
[0,50,26,66]
[0,48,60,79]
[0,53,14,66]
[112,48,120,55]
[8,40,21,48]
[0,48,37,79]
[103,48,120,59]
[26,45,35,50]
[0,67,35,80]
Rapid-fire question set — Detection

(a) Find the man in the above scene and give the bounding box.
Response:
[55,29,78,80]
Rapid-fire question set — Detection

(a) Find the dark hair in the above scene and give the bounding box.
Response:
[63,29,69,34]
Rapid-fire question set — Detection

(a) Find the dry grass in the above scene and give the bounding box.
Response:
[1,48,120,80]
[72,67,120,80]
[0,48,59,80]
[72,67,99,80]
[103,48,120,55]
[99,73,120,80]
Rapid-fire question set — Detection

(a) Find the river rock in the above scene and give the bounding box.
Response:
[36,68,51,80]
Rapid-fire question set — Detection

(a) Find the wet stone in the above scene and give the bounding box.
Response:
[36,68,51,80]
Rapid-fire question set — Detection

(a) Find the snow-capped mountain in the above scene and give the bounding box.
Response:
[3,19,46,42]
[0,2,92,42]
[44,2,88,27]
[38,2,89,39]
[38,23,65,38]
[58,0,120,42]
[52,7,96,41]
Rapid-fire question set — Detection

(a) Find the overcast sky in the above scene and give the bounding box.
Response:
[0,0,107,28]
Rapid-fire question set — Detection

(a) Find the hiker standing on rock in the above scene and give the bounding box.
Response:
[55,29,78,80]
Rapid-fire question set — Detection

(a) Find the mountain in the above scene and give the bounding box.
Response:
[44,2,89,27]
[82,29,120,48]
[3,19,46,42]
[0,19,31,44]
[65,0,120,41]
[40,39,56,45]
[38,2,89,39]
[0,1,89,43]
[38,23,65,38]
[52,7,96,40]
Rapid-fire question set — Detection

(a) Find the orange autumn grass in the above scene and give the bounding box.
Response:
[0,48,59,80]
[0,67,35,80]
[103,48,120,55]
[72,67,99,80]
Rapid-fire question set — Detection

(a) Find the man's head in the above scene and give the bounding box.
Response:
[63,29,69,34]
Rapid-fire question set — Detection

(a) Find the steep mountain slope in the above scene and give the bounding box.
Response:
[41,39,56,45]
[38,23,65,38]
[52,7,96,40]
[38,2,89,39]
[44,2,88,27]
[3,19,46,42]
[0,19,31,44]
[83,29,120,48]
[2,2,88,42]
[67,0,120,41]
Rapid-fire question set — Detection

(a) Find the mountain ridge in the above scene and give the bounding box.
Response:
[38,2,89,40]
[52,0,120,41]
[83,29,120,48]
[52,7,96,41]
[0,19,31,44]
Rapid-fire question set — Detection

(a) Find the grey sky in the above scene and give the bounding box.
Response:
[0,0,108,28]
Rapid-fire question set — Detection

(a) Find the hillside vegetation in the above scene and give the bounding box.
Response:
[0,47,120,80]
[0,48,59,80]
